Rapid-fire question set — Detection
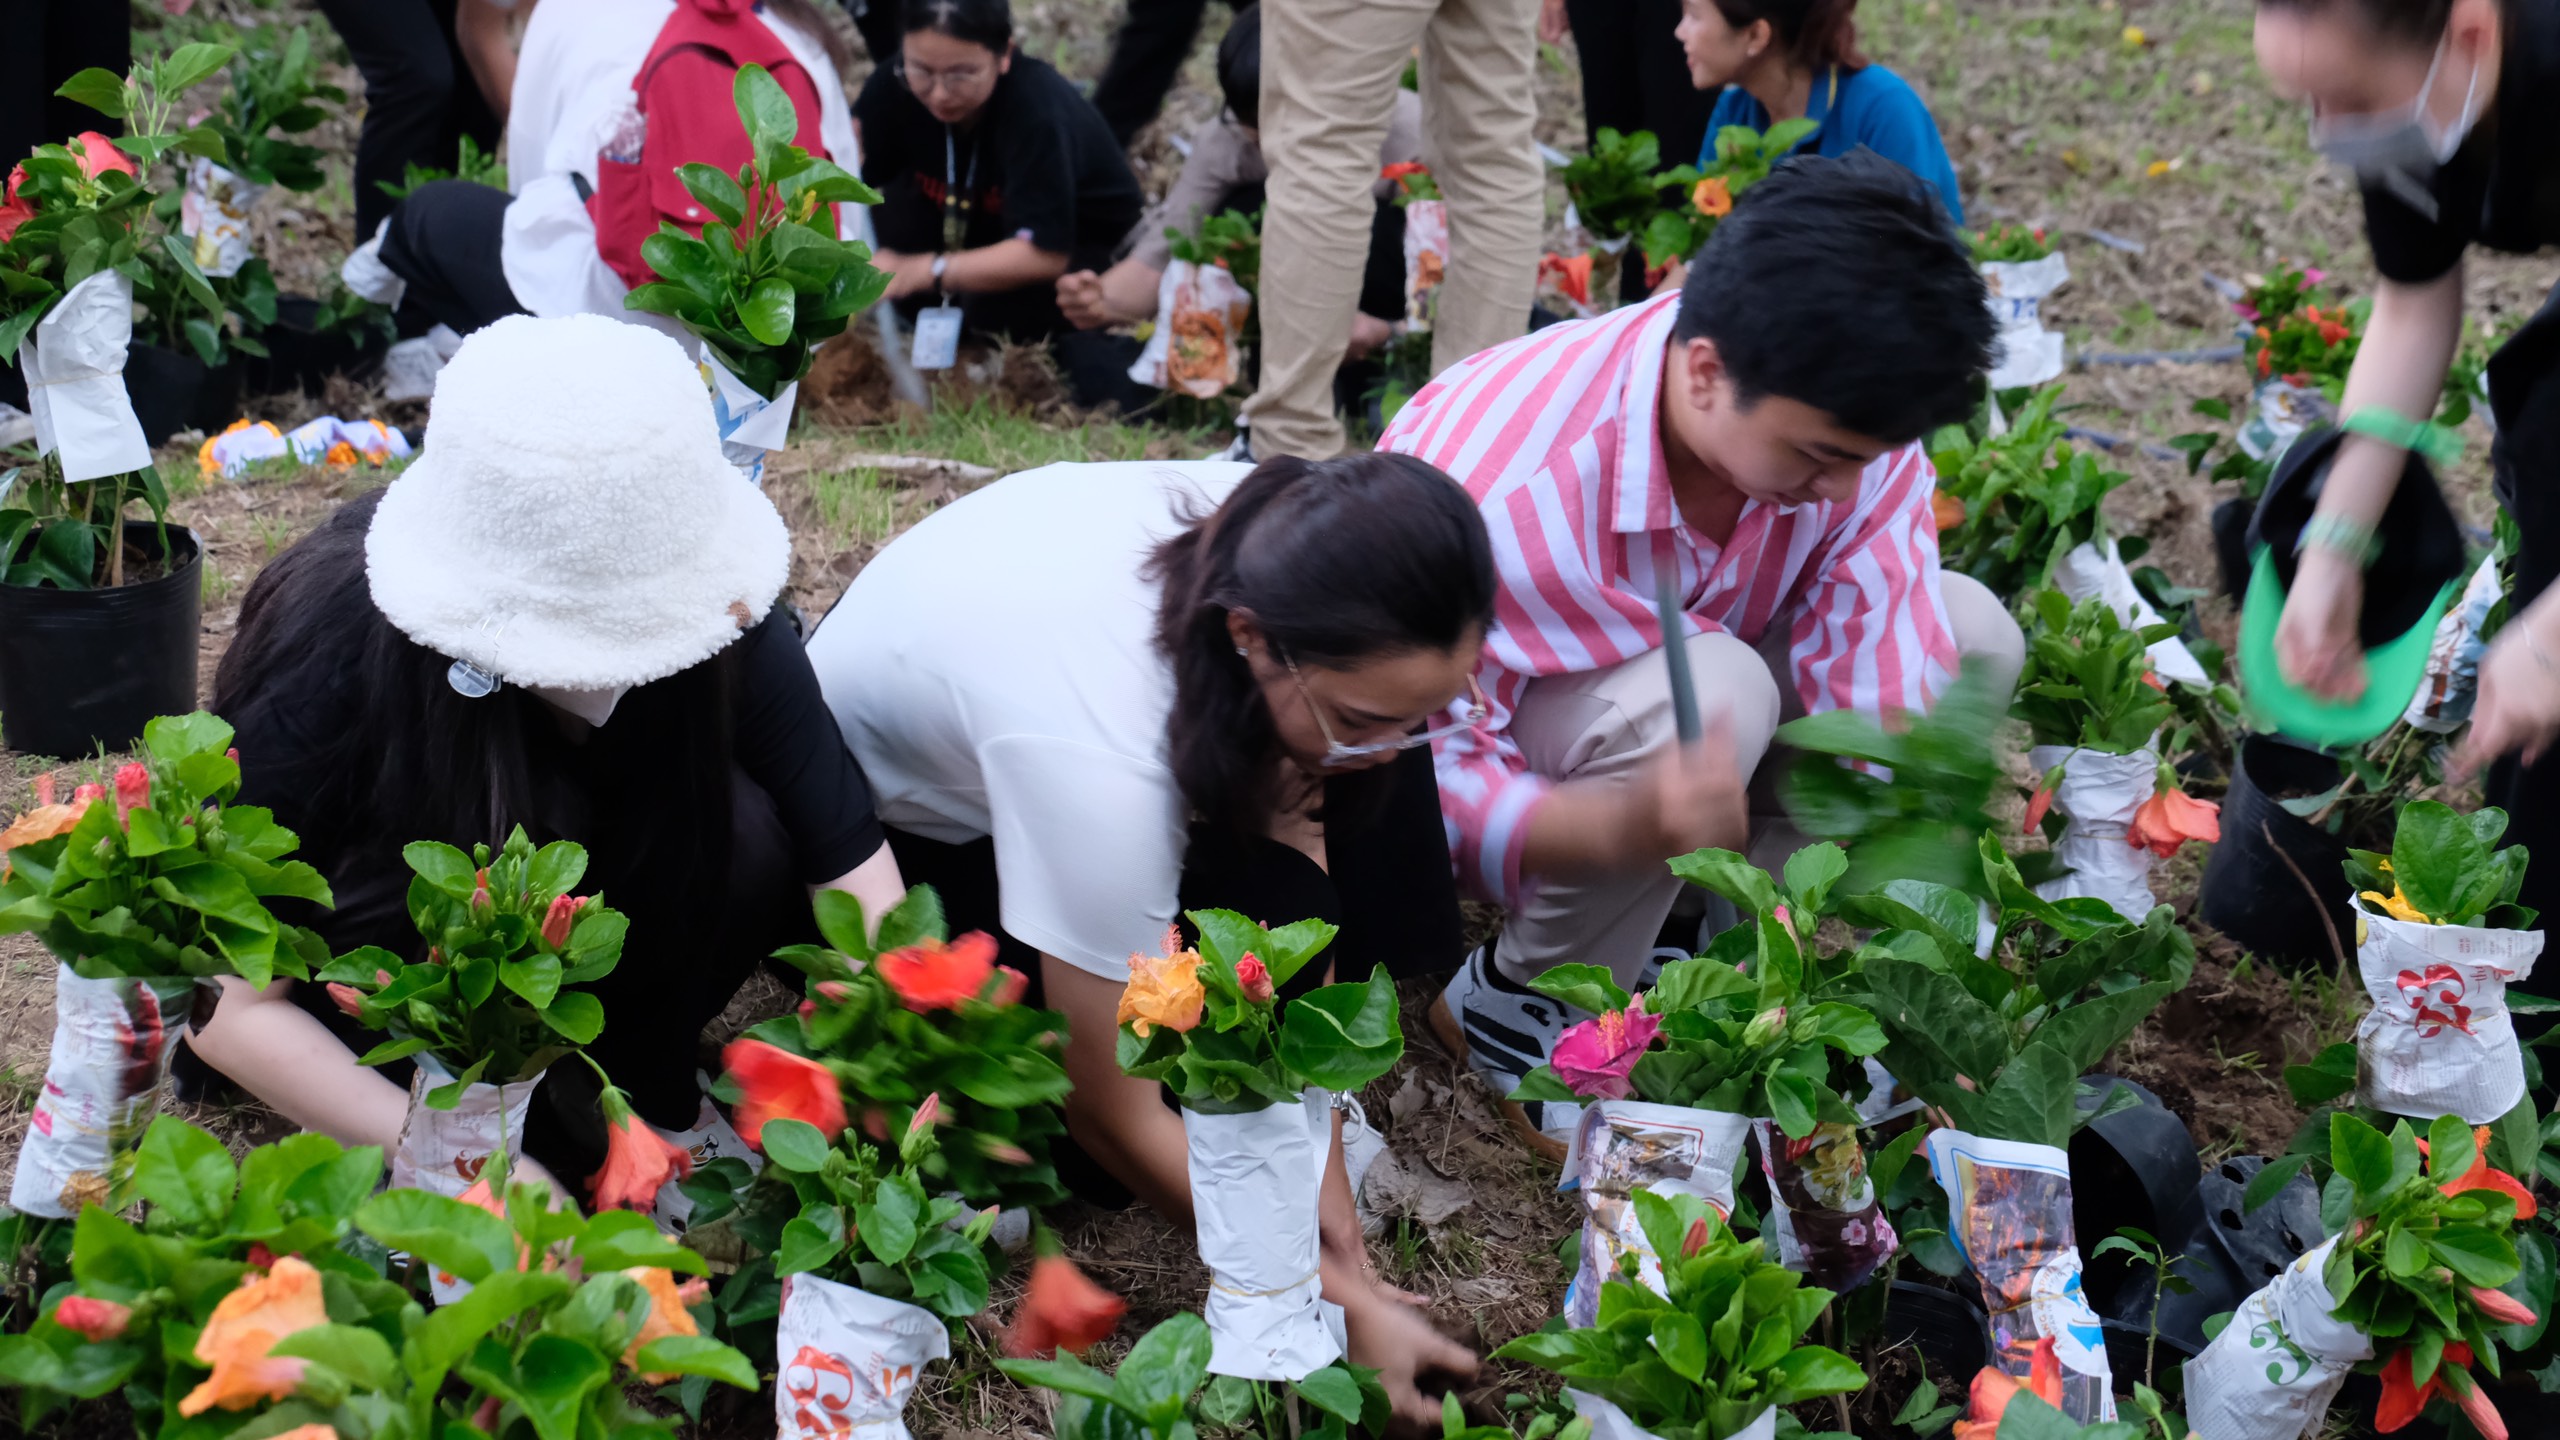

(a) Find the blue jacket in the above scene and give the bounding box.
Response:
[1704,64,1964,225]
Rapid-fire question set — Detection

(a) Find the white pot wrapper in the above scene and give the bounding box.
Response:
[197,419,289,478]
[774,1273,949,1440]
[1981,254,2069,389]
[392,1056,541,1303]
[20,269,151,482]
[1185,1088,1346,1380]
[341,218,407,308]
[281,415,413,468]
[1402,199,1448,331]
[703,349,797,485]
[1856,1057,1925,1126]
[1927,1129,2117,1422]
[2403,553,2503,734]
[181,158,266,279]
[2027,744,2162,925]
[381,323,464,403]
[1751,1119,1895,1293]
[2353,911,2541,1125]
[2051,537,2209,687]
[2237,378,2331,463]
[1559,1100,1751,1328]
[1565,1392,1772,1440]
[1129,258,1252,398]
[8,967,198,1218]
[2182,1236,2368,1440]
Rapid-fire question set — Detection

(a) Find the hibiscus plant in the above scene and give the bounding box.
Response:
[1493,1192,1866,1438]
[1929,385,2129,600]
[1776,656,2009,896]
[622,63,890,402]
[1511,844,1887,1138]
[730,883,1070,1209]
[2345,800,2536,930]
[2011,590,2180,757]
[1947,1338,2192,1439]
[2323,1113,2542,1438]
[1641,119,1816,267]
[997,1311,1388,1440]
[0,711,331,987]
[315,826,622,1107]
[1114,910,1404,1113]
[1971,222,2056,263]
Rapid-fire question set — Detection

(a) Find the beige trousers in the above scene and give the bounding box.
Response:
[1490,572,2025,989]
[1243,0,1544,461]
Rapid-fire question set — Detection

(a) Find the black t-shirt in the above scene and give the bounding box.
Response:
[854,55,1143,339]
[2364,0,2560,282]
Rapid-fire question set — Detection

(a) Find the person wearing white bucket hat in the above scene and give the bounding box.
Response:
[187,314,908,1188]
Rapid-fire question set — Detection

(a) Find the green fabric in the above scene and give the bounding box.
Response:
[2238,546,2457,748]
[2341,406,2465,469]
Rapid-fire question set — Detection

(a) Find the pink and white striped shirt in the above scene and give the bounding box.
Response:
[1381,293,1958,905]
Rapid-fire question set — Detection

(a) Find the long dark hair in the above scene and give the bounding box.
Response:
[1147,454,1495,839]
[213,490,737,958]
[1711,0,1866,72]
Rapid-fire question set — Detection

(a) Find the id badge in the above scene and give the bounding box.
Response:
[912,305,962,370]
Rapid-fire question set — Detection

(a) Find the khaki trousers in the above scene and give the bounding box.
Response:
[1491,572,2025,989]
[1244,0,1543,461]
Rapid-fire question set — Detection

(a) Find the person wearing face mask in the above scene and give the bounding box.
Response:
[187,315,908,1195]
[2254,0,2560,928]
[806,454,1488,1426]
[1387,153,2022,1157]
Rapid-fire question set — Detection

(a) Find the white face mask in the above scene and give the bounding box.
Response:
[528,684,631,728]
[2309,32,2484,195]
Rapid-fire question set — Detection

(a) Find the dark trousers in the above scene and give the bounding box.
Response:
[1564,0,1716,303]
[316,0,502,239]
[0,0,126,186]
[378,179,528,337]
[2486,284,2560,998]
[1092,0,1232,146]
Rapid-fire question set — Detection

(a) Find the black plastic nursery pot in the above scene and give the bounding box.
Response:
[2213,495,2254,599]
[239,295,389,397]
[1880,1280,1991,1384]
[127,342,242,448]
[2196,734,2358,969]
[2070,1078,2204,1314]
[0,524,203,758]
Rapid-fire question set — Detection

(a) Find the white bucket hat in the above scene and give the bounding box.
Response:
[364,314,791,690]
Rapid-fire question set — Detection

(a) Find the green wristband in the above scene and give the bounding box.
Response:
[2341,405,2464,468]
[2299,511,2383,569]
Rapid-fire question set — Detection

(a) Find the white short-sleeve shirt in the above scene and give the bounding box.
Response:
[807,461,1251,980]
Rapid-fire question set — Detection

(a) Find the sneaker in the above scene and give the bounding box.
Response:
[651,1081,764,1230]
[1339,1095,1390,1237]
[1201,424,1252,463]
[1428,946,1584,1161]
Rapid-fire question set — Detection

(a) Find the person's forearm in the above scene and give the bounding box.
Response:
[1101,260,1163,323]
[191,978,411,1148]
[1318,1108,1367,1272]
[942,239,1069,295]
[2313,266,2467,528]
[816,845,908,938]
[1045,954,1196,1224]
[456,0,518,123]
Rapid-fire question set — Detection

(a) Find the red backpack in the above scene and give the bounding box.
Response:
[589,0,831,291]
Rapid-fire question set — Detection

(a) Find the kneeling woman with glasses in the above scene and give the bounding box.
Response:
[855,0,1146,409]
[807,455,1487,1422]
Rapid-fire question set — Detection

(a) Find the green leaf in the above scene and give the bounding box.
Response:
[53,68,127,119]
[541,990,605,1045]
[674,163,749,229]
[1277,968,1404,1092]
[2332,1113,2395,1200]
[269,1325,398,1390]
[1526,962,1628,1017]
[775,1210,847,1275]
[1781,843,1850,913]
[1290,1367,1366,1422]
[158,42,240,95]
[855,1175,923,1266]
[1111,1313,1214,1425]
[1668,848,1782,915]
[509,1333,614,1440]
[632,1335,758,1389]
[2430,1226,2522,1289]
[129,1116,236,1229]
[1650,1311,1709,1383]
[733,63,802,152]
[353,1188,519,1284]
[761,1118,831,1173]
[574,1208,707,1275]
[2429,1112,2478,1184]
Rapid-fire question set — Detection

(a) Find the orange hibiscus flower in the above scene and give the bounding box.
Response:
[723,1038,847,1149]
[1953,1337,2062,1440]
[178,1256,327,1415]
[623,1267,712,1382]
[1931,490,1966,533]
[1116,927,1206,1038]
[2127,786,2220,858]
[877,932,1000,1011]
[1693,175,1734,217]
[1001,1253,1128,1358]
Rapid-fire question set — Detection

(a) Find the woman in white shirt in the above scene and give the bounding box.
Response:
[808,453,1490,1423]
[371,0,862,338]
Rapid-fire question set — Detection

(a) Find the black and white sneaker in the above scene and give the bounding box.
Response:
[1428,946,1587,1159]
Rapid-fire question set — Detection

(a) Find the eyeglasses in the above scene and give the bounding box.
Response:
[896,57,994,96]
[1283,655,1489,765]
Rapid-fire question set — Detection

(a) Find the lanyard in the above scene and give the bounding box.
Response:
[941,125,979,254]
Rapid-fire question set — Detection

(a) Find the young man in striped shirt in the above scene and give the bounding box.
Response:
[1387,152,2025,1155]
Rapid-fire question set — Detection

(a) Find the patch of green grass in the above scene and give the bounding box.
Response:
[804,466,902,550]
[838,397,1225,476]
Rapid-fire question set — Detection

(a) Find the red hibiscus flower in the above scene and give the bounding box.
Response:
[721,1038,846,1149]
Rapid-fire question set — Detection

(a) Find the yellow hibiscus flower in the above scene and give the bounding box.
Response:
[1117,927,1206,1037]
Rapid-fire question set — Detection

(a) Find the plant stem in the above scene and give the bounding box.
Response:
[107,496,124,588]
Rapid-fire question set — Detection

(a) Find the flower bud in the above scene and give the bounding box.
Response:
[51,1295,132,1341]
[326,983,366,1018]
[1236,952,1275,1004]
[112,762,150,827]
[815,980,853,1004]
[990,965,1030,1008]
[470,868,491,914]
[539,893,586,949]
[1742,1006,1788,1048]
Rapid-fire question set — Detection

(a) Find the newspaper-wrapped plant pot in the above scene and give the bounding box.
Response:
[1129,259,1252,399]
[2352,910,2541,1124]
[703,349,799,485]
[19,268,153,482]
[1402,199,1448,330]
[1184,1087,1345,1380]
[7,967,201,1217]
[1982,253,2069,389]
[2237,377,2331,461]
[390,1054,542,1196]
[1927,1129,2117,1422]
[2051,536,2209,687]
[1750,1118,1896,1293]
[774,1272,951,1440]
[2027,744,2162,924]
[2182,1236,2369,1440]
[2402,552,2503,734]
[181,158,266,279]
[1561,1100,1750,1328]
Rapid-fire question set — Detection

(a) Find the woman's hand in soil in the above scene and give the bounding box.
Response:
[1338,1278,1478,1430]
[2458,613,2560,775]
[2275,547,2369,700]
